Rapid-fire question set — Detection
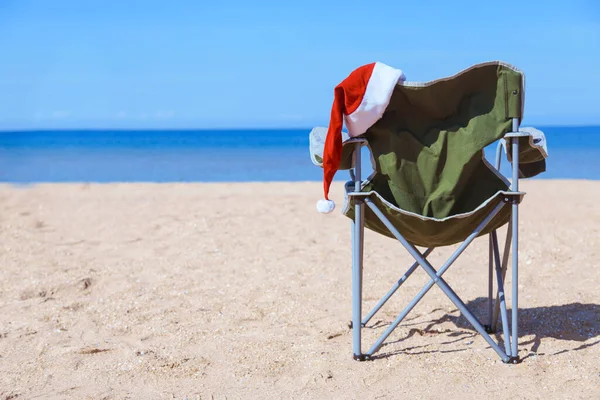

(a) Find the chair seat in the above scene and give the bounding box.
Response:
[343,185,514,247]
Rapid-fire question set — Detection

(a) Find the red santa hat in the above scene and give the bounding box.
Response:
[317,62,406,214]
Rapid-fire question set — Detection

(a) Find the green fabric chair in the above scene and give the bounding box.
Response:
[310,61,549,363]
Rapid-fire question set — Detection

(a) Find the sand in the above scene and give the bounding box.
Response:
[0,180,599,399]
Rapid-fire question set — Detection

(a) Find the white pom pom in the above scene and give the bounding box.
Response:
[317,199,336,214]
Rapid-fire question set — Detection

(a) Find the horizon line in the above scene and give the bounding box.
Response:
[2,123,600,133]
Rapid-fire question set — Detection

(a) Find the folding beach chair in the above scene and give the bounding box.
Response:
[310,61,549,363]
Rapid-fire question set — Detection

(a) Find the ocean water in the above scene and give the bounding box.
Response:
[0,126,599,183]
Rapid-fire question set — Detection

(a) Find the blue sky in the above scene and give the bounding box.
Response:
[0,0,598,130]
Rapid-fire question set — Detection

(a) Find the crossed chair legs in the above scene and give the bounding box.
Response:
[349,196,521,363]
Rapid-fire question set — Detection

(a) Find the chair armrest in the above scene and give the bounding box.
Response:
[503,127,549,178]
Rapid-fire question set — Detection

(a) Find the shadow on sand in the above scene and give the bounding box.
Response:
[370,298,600,360]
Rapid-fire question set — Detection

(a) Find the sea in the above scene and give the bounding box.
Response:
[0,126,599,183]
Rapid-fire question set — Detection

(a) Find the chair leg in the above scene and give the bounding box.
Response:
[491,222,512,332]
[510,190,520,362]
[492,230,512,356]
[351,199,365,361]
[486,234,494,332]
[350,141,367,361]
[509,132,520,363]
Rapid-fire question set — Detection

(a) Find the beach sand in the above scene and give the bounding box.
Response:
[0,181,599,399]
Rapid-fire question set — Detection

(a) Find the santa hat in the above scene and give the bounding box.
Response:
[317,62,406,214]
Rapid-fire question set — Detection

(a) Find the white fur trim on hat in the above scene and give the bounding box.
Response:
[316,199,335,214]
[344,62,405,137]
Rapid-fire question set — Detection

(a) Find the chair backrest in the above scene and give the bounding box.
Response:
[361,62,524,219]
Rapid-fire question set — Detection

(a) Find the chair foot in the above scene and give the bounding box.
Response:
[484,324,495,334]
[353,354,370,362]
[503,356,520,364]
